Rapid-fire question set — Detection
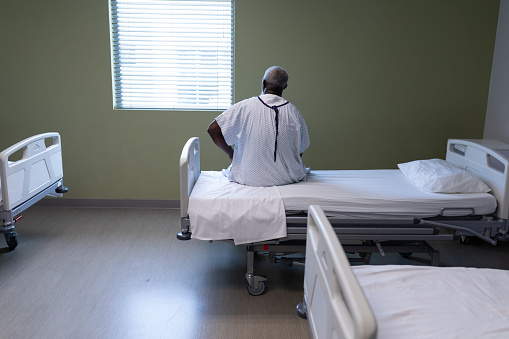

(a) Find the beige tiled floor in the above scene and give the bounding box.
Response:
[0,207,310,339]
[2,207,509,338]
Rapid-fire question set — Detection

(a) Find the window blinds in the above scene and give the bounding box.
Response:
[110,0,233,110]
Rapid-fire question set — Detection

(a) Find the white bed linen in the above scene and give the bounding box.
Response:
[187,169,497,244]
[188,171,286,245]
[279,170,497,218]
[353,265,509,338]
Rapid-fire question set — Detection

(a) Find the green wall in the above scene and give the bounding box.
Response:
[0,0,500,200]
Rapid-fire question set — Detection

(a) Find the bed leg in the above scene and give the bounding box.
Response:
[361,252,372,265]
[177,218,192,240]
[426,243,440,266]
[245,246,267,296]
[246,246,255,276]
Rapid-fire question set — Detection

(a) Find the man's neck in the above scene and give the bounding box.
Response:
[262,89,283,97]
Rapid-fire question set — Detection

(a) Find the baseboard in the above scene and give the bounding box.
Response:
[34,198,180,209]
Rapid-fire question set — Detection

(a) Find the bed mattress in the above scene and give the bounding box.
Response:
[353,265,509,338]
[193,169,497,218]
[187,170,497,244]
[279,169,497,218]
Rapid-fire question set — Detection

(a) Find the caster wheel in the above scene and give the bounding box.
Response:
[4,232,18,250]
[247,281,266,296]
[296,302,308,319]
[176,232,192,240]
[399,252,412,258]
[460,236,469,244]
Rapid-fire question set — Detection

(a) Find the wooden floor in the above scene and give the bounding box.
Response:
[2,207,509,338]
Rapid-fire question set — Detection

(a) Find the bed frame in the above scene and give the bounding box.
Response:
[1,133,68,249]
[297,205,509,338]
[296,205,377,339]
[178,137,509,295]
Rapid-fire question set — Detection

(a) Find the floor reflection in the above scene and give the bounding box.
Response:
[122,287,199,338]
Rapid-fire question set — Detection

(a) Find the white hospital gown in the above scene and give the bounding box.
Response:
[215,94,310,187]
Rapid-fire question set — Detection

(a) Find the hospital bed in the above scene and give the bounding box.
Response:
[177,137,509,295]
[1,133,68,250]
[297,205,509,339]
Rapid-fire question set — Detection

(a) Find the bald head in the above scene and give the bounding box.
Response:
[261,66,288,96]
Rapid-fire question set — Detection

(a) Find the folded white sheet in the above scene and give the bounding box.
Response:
[353,265,509,338]
[188,171,287,245]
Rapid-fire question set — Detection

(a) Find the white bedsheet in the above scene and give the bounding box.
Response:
[279,170,497,218]
[188,171,286,245]
[187,169,497,244]
[353,265,509,338]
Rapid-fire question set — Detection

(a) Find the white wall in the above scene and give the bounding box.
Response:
[485,0,509,143]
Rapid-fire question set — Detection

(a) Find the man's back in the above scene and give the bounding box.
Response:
[215,94,309,186]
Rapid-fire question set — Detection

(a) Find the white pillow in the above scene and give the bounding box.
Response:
[397,159,491,193]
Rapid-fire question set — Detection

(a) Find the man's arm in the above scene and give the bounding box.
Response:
[207,120,234,162]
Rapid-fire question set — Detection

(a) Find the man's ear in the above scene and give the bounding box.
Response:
[262,80,267,92]
[284,84,288,90]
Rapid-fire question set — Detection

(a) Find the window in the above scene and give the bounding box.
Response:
[109,0,233,110]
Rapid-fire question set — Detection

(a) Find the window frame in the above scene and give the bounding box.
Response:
[108,0,234,111]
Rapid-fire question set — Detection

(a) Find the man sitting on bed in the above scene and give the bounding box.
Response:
[207,66,310,187]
